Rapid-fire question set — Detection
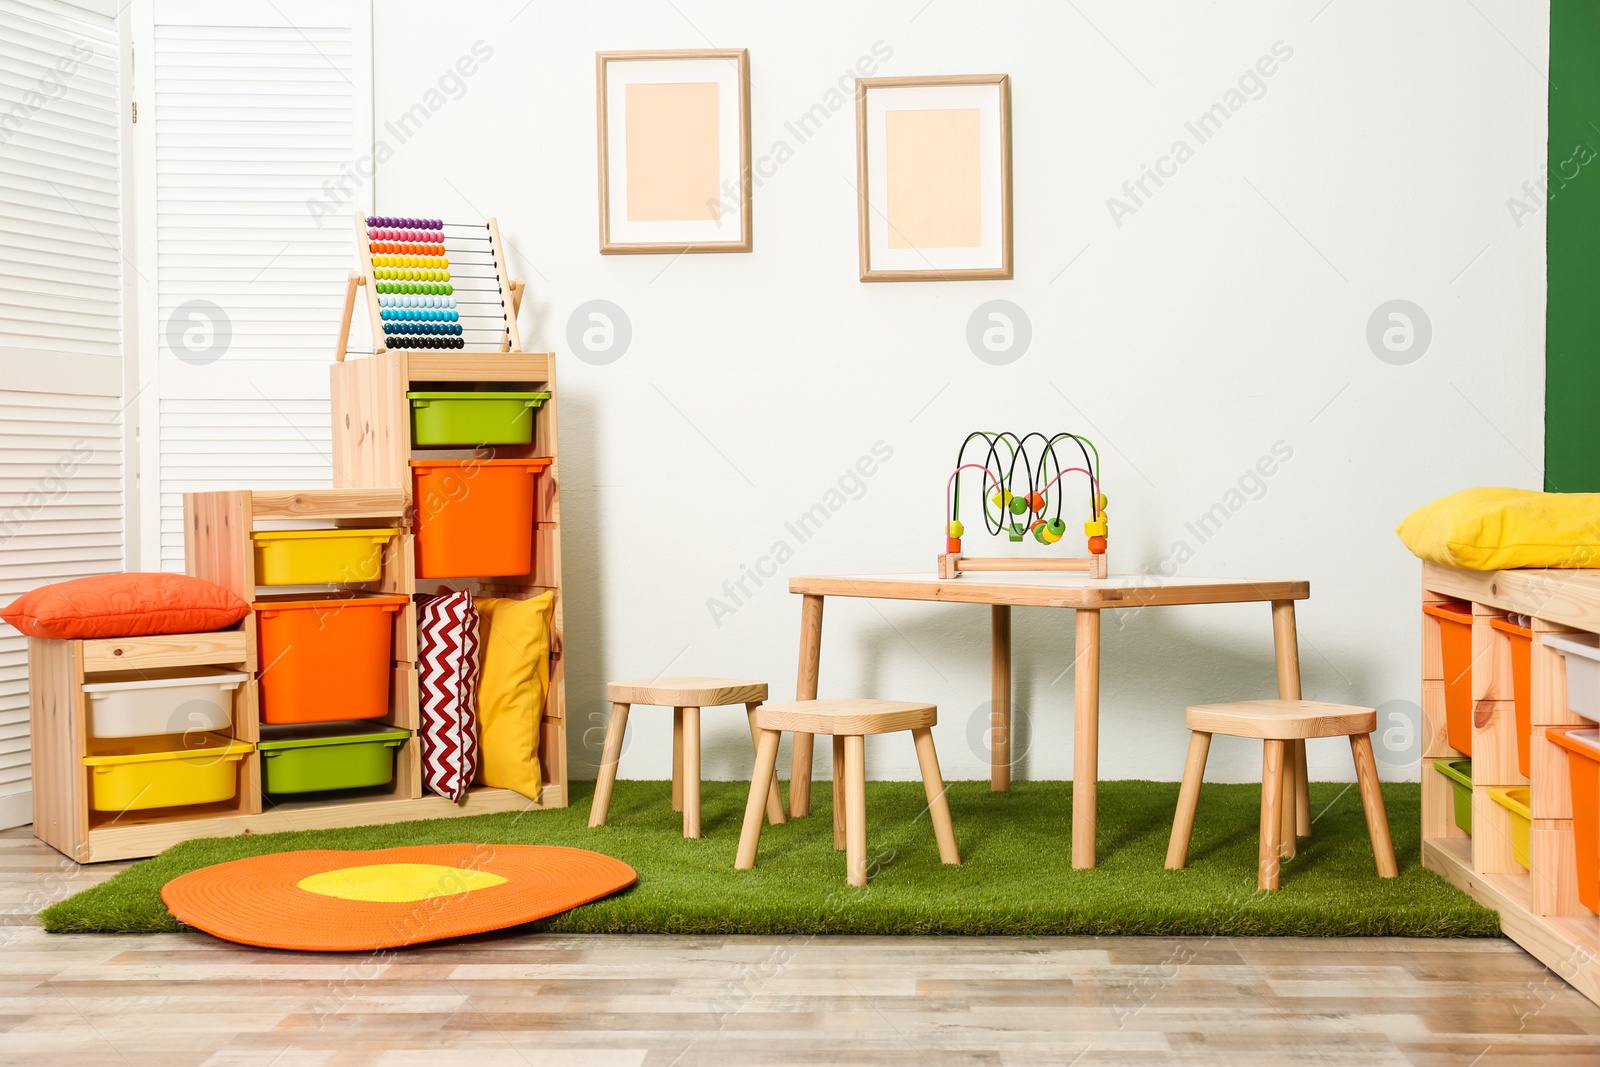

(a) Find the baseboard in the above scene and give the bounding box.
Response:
[0,789,32,831]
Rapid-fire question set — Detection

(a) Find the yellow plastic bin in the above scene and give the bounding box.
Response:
[1489,786,1531,870]
[82,733,253,811]
[251,528,399,585]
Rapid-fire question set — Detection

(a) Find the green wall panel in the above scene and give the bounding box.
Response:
[1547,0,1600,490]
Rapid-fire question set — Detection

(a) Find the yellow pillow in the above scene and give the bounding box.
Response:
[473,591,555,801]
[1396,487,1600,570]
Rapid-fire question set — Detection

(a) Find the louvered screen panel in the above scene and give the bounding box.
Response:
[147,0,366,569]
[0,0,124,829]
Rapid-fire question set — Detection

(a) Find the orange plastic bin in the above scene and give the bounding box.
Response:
[411,458,551,579]
[1549,727,1600,915]
[255,595,406,724]
[1491,616,1533,776]
[1425,603,1475,756]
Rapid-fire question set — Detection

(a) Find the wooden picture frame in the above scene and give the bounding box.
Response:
[596,49,752,254]
[855,74,1012,282]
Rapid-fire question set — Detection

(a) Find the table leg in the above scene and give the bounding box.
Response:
[1072,608,1102,869]
[671,707,684,812]
[992,604,1012,792]
[832,735,846,850]
[789,594,824,817]
[682,706,701,839]
[1271,599,1312,838]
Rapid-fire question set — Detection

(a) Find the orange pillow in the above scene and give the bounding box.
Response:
[0,573,249,640]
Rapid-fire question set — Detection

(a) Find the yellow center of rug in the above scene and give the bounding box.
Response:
[296,863,508,902]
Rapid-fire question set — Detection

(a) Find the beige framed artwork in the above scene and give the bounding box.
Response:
[596,49,752,254]
[855,74,1012,281]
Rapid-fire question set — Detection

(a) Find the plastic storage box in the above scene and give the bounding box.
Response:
[251,527,399,585]
[410,458,551,578]
[255,595,406,724]
[81,667,247,739]
[256,722,410,794]
[1435,758,1473,834]
[1425,603,1475,755]
[82,733,253,811]
[1543,633,1600,723]
[1549,727,1600,914]
[1491,617,1534,777]
[408,391,549,447]
[1489,786,1531,870]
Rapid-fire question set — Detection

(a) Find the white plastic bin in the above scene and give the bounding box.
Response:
[1544,632,1600,723]
[81,668,248,739]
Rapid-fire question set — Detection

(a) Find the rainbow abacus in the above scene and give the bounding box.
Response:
[365,215,463,350]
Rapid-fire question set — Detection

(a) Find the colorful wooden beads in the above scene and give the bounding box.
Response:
[375,281,452,295]
[366,216,443,229]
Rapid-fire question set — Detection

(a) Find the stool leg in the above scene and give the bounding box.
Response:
[588,702,630,828]
[746,702,786,825]
[736,728,782,870]
[912,727,960,865]
[1165,730,1211,870]
[832,735,847,850]
[682,706,701,839]
[1259,739,1285,891]
[1350,733,1399,878]
[1295,739,1312,838]
[671,707,684,812]
[1279,739,1298,860]
[844,734,868,886]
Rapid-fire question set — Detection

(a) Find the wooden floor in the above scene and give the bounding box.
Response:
[3,829,1599,1065]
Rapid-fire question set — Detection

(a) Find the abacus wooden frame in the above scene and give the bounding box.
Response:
[335,211,525,361]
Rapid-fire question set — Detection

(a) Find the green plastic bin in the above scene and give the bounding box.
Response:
[408,391,550,447]
[256,722,410,794]
[1434,757,1473,834]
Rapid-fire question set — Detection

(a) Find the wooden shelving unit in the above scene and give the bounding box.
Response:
[30,629,255,863]
[1420,562,1600,1007]
[330,211,566,808]
[328,351,568,807]
[30,214,566,864]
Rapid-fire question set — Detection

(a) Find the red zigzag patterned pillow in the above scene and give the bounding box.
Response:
[418,591,482,802]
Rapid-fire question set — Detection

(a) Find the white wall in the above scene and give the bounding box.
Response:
[372,1,1548,784]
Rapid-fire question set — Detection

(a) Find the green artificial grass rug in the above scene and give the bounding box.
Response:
[41,779,1497,938]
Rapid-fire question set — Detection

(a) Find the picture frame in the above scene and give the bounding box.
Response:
[854,74,1012,281]
[596,49,752,255]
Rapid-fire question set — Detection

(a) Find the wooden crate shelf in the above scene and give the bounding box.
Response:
[1419,563,1600,1007]
[29,631,257,864]
[31,216,566,865]
[330,339,568,809]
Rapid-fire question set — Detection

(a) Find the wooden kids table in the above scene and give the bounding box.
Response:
[786,571,1312,868]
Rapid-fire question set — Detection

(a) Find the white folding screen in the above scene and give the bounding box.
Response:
[0,0,127,829]
[132,0,372,570]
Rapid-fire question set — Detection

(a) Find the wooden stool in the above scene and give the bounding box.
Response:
[1165,699,1399,891]
[590,677,785,838]
[736,699,960,886]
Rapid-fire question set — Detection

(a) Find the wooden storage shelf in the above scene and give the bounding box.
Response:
[331,339,568,807]
[32,216,566,865]
[29,630,259,864]
[1419,563,1600,1007]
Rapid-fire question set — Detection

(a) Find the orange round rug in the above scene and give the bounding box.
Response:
[160,844,636,951]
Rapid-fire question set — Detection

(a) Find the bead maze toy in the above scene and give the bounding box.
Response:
[335,212,526,360]
[939,431,1109,579]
